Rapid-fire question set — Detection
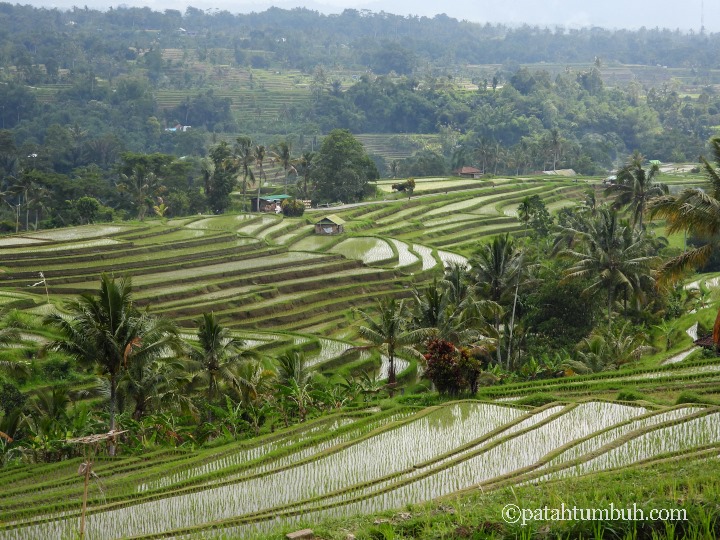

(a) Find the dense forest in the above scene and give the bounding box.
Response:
[1,3,720,227]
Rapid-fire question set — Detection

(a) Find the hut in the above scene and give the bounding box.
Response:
[315,215,345,235]
[454,166,483,179]
[249,194,293,212]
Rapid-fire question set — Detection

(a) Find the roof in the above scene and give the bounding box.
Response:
[316,214,345,225]
[260,194,293,200]
[543,169,577,177]
[456,166,483,174]
[694,335,717,348]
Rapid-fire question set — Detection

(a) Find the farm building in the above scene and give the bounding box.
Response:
[454,166,483,178]
[694,334,718,355]
[543,169,577,177]
[315,215,345,235]
[250,194,293,212]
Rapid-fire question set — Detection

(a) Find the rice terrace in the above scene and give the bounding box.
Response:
[1,169,720,539]
[4,2,720,539]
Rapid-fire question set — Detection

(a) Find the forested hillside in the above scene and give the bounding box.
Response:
[1,3,720,226]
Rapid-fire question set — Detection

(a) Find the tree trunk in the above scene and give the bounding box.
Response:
[495,315,502,366]
[108,374,116,456]
[387,354,396,397]
[507,275,521,371]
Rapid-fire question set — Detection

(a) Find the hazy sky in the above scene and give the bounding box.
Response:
[27,0,720,32]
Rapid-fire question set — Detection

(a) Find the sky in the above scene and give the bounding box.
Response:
[25,0,720,32]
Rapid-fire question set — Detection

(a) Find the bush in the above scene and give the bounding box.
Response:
[423,339,462,396]
[0,381,26,414]
[41,356,76,382]
[281,198,305,217]
[676,391,705,405]
[616,389,646,402]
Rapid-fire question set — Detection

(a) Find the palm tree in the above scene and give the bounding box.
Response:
[26,182,50,230]
[576,322,652,371]
[517,197,532,231]
[234,358,275,407]
[46,274,181,454]
[559,208,657,329]
[275,349,313,423]
[117,357,184,421]
[355,298,427,393]
[189,312,255,419]
[294,151,314,200]
[411,277,480,346]
[271,141,296,193]
[648,137,720,281]
[607,151,667,230]
[469,234,523,365]
[233,136,255,212]
[547,128,563,171]
[117,167,166,221]
[10,171,40,230]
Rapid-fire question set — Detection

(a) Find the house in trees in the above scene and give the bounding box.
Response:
[314,215,345,235]
[454,166,483,178]
[250,194,293,213]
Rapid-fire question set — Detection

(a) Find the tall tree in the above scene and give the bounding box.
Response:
[46,274,181,455]
[271,140,296,193]
[313,129,378,204]
[204,142,238,214]
[649,137,720,281]
[188,312,255,419]
[294,151,314,200]
[117,167,165,221]
[355,298,426,393]
[469,234,523,366]
[559,208,657,329]
[608,151,667,230]
[233,136,255,212]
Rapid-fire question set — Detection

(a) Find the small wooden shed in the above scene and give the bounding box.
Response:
[454,166,483,179]
[315,215,345,235]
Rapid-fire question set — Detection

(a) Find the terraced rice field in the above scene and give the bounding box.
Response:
[0,176,586,378]
[3,400,717,539]
[330,237,395,265]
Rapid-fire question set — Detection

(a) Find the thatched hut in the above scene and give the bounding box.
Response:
[314,215,345,235]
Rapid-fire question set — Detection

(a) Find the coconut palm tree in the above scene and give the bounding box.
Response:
[294,151,314,200]
[188,312,255,419]
[517,196,532,231]
[355,298,427,394]
[607,151,667,230]
[117,167,166,221]
[274,349,313,423]
[559,208,657,330]
[233,136,255,212]
[117,356,185,421]
[46,274,181,454]
[10,171,41,230]
[271,140,296,193]
[648,137,720,281]
[469,234,524,365]
[411,277,481,346]
[234,358,275,407]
